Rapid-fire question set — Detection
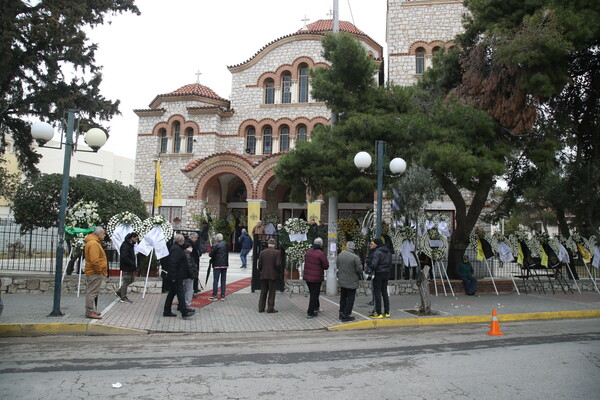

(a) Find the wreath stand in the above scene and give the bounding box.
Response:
[431,260,454,297]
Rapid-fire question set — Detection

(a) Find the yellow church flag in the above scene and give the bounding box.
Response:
[154,161,162,208]
[540,245,548,267]
[477,239,485,261]
[517,243,524,265]
[577,243,591,264]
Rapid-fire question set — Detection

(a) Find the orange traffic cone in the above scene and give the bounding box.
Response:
[487,309,504,336]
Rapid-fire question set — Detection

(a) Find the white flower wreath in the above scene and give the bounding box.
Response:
[284,218,309,235]
[66,200,101,231]
[106,211,143,237]
[140,215,174,242]
[286,241,311,263]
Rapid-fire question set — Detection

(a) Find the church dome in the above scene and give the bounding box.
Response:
[147,83,229,108]
[160,83,227,102]
[299,19,366,36]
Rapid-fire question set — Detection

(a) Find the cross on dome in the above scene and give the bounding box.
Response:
[301,15,310,29]
[195,70,202,84]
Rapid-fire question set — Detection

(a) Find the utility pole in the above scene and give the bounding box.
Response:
[326,0,340,296]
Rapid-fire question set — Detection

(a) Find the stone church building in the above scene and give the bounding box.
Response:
[133,0,465,234]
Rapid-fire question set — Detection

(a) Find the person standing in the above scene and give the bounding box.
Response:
[257,238,281,313]
[115,232,139,303]
[163,234,194,318]
[337,241,363,322]
[369,238,392,319]
[252,220,266,237]
[188,232,205,293]
[238,228,253,269]
[458,255,477,295]
[84,227,108,319]
[209,233,229,300]
[182,241,199,310]
[303,237,329,319]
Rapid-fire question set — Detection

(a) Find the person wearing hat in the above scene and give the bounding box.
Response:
[336,241,363,322]
[369,238,392,319]
[257,238,281,313]
[458,255,477,295]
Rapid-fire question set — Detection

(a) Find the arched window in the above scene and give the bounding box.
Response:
[159,128,168,153]
[281,73,292,104]
[246,127,256,155]
[264,79,275,104]
[432,46,441,55]
[185,127,193,153]
[279,125,290,152]
[298,64,309,103]
[263,126,272,154]
[297,125,307,142]
[172,121,181,153]
[415,47,425,75]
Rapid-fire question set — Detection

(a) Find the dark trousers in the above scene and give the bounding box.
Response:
[258,279,277,312]
[459,275,477,294]
[163,279,186,313]
[373,273,390,315]
[339,287,357,318]
[306,281,322,316]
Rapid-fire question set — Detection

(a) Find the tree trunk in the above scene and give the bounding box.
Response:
[417,265,431,315]
[556,207,570,238]
[436,173,495,278]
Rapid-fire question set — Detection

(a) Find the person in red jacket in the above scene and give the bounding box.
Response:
[303,237,329,318]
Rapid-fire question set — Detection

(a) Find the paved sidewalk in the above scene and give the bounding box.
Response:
[1,273,599,336]
[2,253,600,336]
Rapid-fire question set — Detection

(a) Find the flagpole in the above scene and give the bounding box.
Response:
[151,160,158,216]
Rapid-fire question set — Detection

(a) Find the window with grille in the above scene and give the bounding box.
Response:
[279,126,290,152]
[172,121,181,153]
[246,127,256,154]
[263,126,272,154]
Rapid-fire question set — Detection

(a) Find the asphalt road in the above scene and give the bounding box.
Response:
[1,319,598,399]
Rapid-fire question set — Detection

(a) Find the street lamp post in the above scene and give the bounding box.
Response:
[354,140,406,239]
[31,110,107,316]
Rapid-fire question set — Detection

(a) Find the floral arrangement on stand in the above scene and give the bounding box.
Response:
[140,215,173,242]
[65,200,101,252]
[65,200,101,232]
[283,218,310,271]
[106,211,143,237]
[421,228,448,261]
[70,234,86,251]
[337,218,365,252]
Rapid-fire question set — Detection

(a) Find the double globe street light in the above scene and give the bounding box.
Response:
[31,110,108,316]
[354,140,406,240]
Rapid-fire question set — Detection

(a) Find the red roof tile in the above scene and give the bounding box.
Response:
[228,19,381,70]
[300,19,366,35]
[159,83,228,102]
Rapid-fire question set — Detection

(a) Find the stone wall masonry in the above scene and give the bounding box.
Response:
[387,0,465,86]
[0,275,163,295]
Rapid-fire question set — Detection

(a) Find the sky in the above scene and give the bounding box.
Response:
[86,0,388,159]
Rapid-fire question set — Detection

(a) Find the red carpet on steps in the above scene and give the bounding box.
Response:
[175,277,253,309]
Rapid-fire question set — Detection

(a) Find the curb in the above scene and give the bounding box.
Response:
[327,310,600,331]
[0,323,148,337]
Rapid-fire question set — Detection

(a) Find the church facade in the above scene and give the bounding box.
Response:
[133,0,466,233]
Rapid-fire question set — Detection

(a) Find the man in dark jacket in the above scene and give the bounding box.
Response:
[238,228,253,269]
[209,233,229,300]
[189,232,205,293]
[337,241,363,322]
[303,237,329,318]
[163,234,194,318]
[369,238,392,319]
[116,232,139,303]
[258,238,281,313]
